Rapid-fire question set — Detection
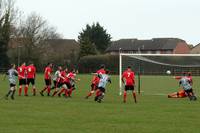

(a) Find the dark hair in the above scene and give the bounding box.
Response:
[127,66,131,69]
[105,69,110,74]
[10,64,15,68]
[100,64,105,69]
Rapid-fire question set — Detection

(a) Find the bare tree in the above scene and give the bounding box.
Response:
[13,12,62,65]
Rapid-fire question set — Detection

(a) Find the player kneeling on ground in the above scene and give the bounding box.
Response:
[5,64,18,100]
[179,73,197,101]
[94,70,111,103]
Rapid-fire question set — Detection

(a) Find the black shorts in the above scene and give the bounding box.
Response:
[91,84,98,91]
[54,81,63,88]
[125,85,134,91]
[98,87,105,93]
[19,79,27,85]
[27,78,35,85]
[45,79,51,86]
[185,89,193,94]
[10,83,16,87]
[64,82,72,89]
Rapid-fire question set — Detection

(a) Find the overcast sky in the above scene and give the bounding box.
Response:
[16,0,200,45]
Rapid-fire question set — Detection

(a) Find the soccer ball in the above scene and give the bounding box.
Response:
[166,70,171,75]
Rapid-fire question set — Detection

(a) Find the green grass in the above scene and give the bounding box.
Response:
[0,74,200,133]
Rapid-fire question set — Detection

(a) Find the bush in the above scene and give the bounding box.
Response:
[78,54,119,74]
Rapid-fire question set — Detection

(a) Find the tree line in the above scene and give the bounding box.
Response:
[0,0,111,71]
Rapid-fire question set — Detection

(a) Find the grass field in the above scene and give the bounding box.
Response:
[0,74,200,133]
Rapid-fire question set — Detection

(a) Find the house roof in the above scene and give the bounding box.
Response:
[106,38,186,52]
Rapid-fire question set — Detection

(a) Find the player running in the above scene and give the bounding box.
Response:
[85,64,106,99]
[121,66,137,103]
[51,66,65,97]
[57,67,71,97]
[94,70,111,103]
[17,62,28,96]
[179,73,197,101]
[40,63,53,96]
[26,63,36,96]
[5,64,18,100]
[66,69,80,97]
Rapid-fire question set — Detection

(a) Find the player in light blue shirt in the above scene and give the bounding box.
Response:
[179,73,197,101]
[94,70,111,103]
[5,64,18,100]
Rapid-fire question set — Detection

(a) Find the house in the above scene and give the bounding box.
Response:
[190,43,200,54]
[106,38,191,54]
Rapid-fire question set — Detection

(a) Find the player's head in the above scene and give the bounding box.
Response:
[28,61,34,66]
[58,66,62,71]
[10,64,16,69]
[21,62,26,66]
[127,66,132,71]
[100,64,105,69]
[47,63,53,68]
[105,70,110,74]
[71,68,76,73]
[65,67,68,72]
[182,72,186,76]
[188,72,192,76]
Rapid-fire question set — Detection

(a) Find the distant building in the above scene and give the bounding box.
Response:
[190,43,200,54]
[106,38,191,54]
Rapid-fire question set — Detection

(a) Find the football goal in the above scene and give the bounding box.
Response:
[119,53,200,95]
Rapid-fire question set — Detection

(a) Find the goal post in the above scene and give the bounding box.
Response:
[119,53,200,95]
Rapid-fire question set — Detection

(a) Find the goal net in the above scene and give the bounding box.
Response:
[119,53,200,95]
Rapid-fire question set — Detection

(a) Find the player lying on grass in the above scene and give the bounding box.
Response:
[94,70,111,103]
[168,72,193,98]
[5,64,18,100]
[121,66,137,103]
[85,64,106,99]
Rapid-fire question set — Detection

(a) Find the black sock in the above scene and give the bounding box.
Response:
[11,90,16,99]
[6,90,12,97]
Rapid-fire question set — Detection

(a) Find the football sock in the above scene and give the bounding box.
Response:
[58,88,65,95]
[52,91,58,96]
[47,87,51,95]
[11,90,15,99]
[123,91,127,102]
[25,86,28,96]
[33,88,36,96]
[6,90,12,97]
[132,92,137,103]
[18,87,22,96]
[65,89,69,97]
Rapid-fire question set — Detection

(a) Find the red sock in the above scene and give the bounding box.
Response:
[123,91,127,102]
[25,86,28,95]
[41,87,47,92]
[87,92,92,97]
[19,87,22,96]
[68,88,73,96]
[132,92,137,103]
[65,89,69,97]
[52,91,58,96]
[96,90,102,97]
[59,88,65,95]
[47,86,51,94]
[33,88,36,95]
